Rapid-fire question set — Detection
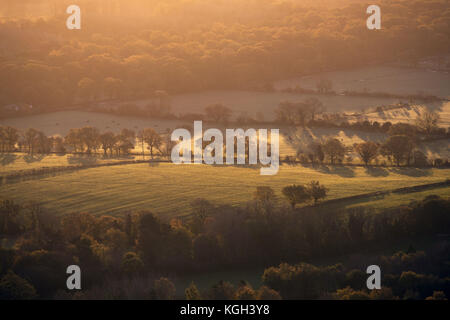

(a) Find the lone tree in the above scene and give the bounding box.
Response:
[355,141,379,166]
[282,184,311,209]
[381,135,415,166]
[322,138,346,164]
[306,181,328,205]
[253,186,276,203]
[415,109,440,136]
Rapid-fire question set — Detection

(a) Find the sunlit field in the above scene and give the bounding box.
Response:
[1,0,450,301]
[0,152,139,175]
[1,163,448,218]
[275,66,450,99]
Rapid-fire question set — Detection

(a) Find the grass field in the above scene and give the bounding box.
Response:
[0,153,140,175]
[352,102,450,129]
[345,185,450,210]
[1,163,448,219]
[275,65,450,99]
[0,65,448,222]
[2,65,449,133]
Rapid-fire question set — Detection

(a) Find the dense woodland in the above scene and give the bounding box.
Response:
[0,194,449,299]
[0,0,449,109]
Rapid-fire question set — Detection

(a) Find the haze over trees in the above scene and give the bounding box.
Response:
[0,0,448,110]
[415,110,440,136]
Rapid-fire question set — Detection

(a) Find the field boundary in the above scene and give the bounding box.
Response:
[306,180,450,209]
[174,180,450,223]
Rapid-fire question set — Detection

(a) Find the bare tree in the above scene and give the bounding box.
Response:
[80,126,100,154]
[3,126,19,152]
[205,104,232,123]
[117,129,136,156]
[99,132,116,156]
[304,97,325,121]
[24,128,39,154]
[65,128,82,153]
[415,109,440,135]
[142,128,162,159]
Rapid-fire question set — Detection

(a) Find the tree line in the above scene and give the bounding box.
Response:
[0,125,171,159]
[1,121,448,168]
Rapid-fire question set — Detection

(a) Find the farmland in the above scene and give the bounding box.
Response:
[0,63,449,220]
[0,152,139,175]
[275,65,450,99]
[1,162,448,219]
[1,121,448,178]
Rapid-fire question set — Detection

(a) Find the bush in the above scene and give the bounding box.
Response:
[0,271,37,300]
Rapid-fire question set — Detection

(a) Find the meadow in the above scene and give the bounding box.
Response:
[1,162,448,219]
[0,152,138,175]
[275,65,450,99]
[0,64,449,220]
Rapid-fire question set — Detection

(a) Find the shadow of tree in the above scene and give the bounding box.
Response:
[102,155,135,160]
[148,161,160,167]
[0,153,17,166]
[23,154,45,163]
[207,163,261,170]
[315,164,356,177]
[365,166,389,177]
[67,155,98,165]
[390,167,432,177]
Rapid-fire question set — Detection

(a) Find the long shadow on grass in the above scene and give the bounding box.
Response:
[207,163,261,171]
[0,153,17,166]
[23,154,45,163]
[149,161,160,167]
[67,155,98,165]
[365,166,389,177]
[313,164,356,178]
[390,167,432,177]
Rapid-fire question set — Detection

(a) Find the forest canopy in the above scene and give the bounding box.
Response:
[0,0,449,108]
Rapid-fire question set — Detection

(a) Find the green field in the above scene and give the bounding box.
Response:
[345,185,450,210]
[1,163,448,219]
